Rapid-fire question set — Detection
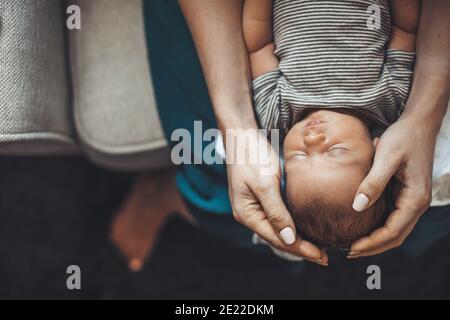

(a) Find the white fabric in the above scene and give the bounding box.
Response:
[432,102,450,206]
[252,233,304,262]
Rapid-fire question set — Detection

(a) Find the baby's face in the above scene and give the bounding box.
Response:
[284,109,377,207]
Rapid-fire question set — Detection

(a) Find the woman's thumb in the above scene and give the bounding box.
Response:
[353,155,399,212]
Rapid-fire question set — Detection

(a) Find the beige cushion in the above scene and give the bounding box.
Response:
[0,0,77,155]
[69,0,170,171]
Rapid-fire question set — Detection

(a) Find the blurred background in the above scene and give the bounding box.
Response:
[1,0,449,300]
[0,156,449,299]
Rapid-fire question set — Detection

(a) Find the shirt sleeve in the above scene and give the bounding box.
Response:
[385,49,416,115]
[252,69,283,132]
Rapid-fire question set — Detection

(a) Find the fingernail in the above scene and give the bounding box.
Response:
[352,193,370,212]
[348,251,361,256]
[316,259,328,267]
[280,227,296,245]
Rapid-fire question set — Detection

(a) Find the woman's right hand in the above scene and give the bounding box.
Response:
[226,129,328,265]
[179,0,327,265]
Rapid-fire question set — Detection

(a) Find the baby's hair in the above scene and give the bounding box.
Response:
[287,186,391,249]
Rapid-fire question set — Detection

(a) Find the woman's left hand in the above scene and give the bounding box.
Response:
[348,0,450,258]
[348,115,438,258]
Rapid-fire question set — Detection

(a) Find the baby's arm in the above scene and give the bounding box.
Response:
[388,0,420,52]
[243,0,279,79]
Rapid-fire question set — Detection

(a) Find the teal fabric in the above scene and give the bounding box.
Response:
[143,0,231,215]
[143,0,450,257]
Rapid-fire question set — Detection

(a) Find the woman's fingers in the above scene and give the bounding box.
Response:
[350,115,436,258]
[350,186,424,254]
[243,210,326,264]
[348,215,420,258]
[256,181,297,245]
[226,131,328,265]
[352,140,402,212]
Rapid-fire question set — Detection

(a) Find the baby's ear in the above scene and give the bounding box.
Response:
[373,137,380,148]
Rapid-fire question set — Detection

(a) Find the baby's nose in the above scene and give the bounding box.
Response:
[304,130,326,146]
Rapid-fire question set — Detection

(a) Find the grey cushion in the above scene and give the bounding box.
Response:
[0,0,170,171]
[0,0,77,155]
[69,0,170,171]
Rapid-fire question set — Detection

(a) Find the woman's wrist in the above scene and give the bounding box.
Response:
[401,105,446,138]
[399,0,450,137]
[401,75,449,136]
[214,97,259,132]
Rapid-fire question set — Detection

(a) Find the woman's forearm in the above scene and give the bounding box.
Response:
[402,0,450,134]
[179,0,257,131]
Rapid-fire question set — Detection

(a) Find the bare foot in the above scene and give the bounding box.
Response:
[111,169,191,272]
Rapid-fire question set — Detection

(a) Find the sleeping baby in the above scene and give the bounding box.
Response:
[243,0,419,249]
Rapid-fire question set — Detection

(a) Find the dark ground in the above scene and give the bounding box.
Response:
[0,156,449,299]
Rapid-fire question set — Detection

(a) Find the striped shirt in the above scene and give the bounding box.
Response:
[253,0,415,136]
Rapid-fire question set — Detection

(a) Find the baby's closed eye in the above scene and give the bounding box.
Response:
[289,152,308,160]
[327,147,350,157]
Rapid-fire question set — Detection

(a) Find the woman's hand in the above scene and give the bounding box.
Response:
[179,0,327,265]
[349,0,449,258]
[226,130,328,265]
[349,116,437,258]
